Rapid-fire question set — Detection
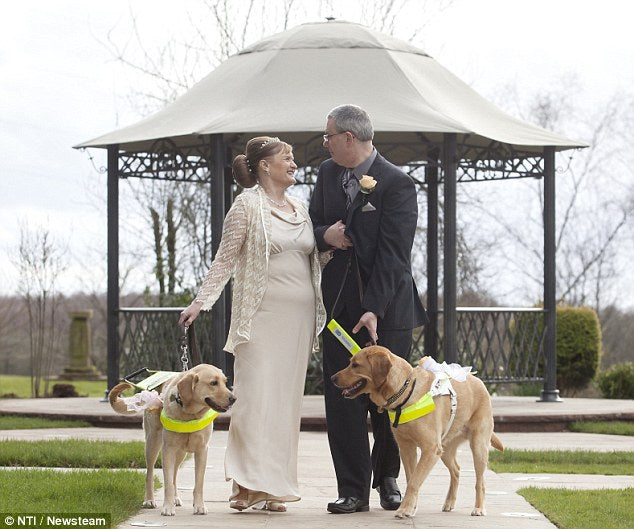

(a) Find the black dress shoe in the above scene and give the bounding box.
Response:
[377,477,402,510]
[326,497,370,514]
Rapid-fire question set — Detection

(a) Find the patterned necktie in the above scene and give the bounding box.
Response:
[342,169,358,209]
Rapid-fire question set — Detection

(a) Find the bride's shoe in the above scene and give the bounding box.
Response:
[229,488,267,511]
[229,498,249,511]
[264,501,287,512]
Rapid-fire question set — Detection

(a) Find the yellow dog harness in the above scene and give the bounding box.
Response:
[388,392,436,426]
[387,376,458,440]
[160,408,218,433]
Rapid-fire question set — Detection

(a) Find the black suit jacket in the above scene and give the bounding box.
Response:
[309,152,427,331]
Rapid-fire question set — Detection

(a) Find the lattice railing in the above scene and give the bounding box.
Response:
[118,308,215,377]
[119,307,545,391]
[411,307,546,383]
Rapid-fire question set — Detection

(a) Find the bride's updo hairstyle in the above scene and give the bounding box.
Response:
[232,136,291,188]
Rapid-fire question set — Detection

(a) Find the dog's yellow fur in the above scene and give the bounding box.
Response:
[109,363,235,516]
[332,346,503,518]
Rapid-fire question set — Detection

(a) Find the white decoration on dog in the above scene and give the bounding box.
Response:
[422,357,473,382]
[123,390,163,412]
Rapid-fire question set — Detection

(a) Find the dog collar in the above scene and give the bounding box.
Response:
[160,408,218,433]
[384,375,413,407]
[388,391,435,427]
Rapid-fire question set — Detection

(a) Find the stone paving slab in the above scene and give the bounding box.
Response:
[2,428,633,529]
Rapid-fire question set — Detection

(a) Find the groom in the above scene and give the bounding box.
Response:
[309,104,427,514]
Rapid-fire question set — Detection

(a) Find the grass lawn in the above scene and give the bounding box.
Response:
[569,420,634,436]
[0,375,107,398]
[0,439,152,468]
[0,415,92,429]
[489,449,634,475]
[518,486,634,529]
[0,468,155,527]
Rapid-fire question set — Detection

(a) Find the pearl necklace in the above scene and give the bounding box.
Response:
[265,194,288,208]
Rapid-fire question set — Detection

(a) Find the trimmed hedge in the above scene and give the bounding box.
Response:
[596,363,634,399]
[514,305,601,395]
[555,306,601,396]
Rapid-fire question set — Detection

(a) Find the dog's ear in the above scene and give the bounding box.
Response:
[368,350,392,388]
[177,373,198,404]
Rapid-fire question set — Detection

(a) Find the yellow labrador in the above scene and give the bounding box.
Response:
[332,346,503,518]
[109,363,235,516]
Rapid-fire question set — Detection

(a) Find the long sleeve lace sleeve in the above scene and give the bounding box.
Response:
[194,196,248,311]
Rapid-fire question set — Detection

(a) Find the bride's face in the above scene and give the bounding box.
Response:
[261,148,297,188]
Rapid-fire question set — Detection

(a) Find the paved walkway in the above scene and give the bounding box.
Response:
[1,428,633,529]
[1,396,633,528]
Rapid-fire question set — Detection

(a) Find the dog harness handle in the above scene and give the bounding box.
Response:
[327,319,361,355]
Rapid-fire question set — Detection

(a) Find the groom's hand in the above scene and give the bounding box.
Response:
[324,220,353,250]
[353,311,378,345]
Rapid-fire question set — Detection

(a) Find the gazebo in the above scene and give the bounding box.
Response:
[76,20,585,401]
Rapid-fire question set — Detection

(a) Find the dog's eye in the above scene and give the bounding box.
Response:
[210,380,218,386]
[351,362,359,368]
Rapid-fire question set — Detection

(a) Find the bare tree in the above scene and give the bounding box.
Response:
[13,222,67,397]
[462,80,634,313]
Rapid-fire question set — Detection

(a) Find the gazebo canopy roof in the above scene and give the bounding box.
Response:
[76,20,585,164]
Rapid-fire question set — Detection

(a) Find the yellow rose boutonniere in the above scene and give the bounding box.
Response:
[359,175,377,194]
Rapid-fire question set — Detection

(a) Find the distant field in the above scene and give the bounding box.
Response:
[0,375,107,398]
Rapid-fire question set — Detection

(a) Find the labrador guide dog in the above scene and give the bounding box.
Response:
[332,346,503,518]
[109,363,235,516]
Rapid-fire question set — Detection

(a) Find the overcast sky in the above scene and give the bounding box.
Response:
[1,0,632,300]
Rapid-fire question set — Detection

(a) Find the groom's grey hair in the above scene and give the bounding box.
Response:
[328,104,374,142]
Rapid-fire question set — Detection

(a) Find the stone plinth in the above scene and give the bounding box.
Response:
[61,310,105,381]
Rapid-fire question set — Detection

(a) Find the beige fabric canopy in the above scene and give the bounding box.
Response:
[77,20,584,163]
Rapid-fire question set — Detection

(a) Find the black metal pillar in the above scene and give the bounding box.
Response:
[425,149,439,359]
[209,134,228,371]
[106,145,120,390]
[442,134,457,363]
[540,146,561,402]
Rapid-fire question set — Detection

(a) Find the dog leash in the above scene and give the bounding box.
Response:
[328,250,377,350]
[180,326,191,372]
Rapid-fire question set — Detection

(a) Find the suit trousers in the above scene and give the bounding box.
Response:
[322,310,413,500]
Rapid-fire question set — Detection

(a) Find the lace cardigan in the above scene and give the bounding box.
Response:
[194,186,327,353]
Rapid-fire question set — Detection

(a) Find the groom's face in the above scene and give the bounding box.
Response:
[324,117,349,166]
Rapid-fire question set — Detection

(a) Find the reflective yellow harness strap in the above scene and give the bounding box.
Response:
[160,408,218,433]
[388,392,435,427]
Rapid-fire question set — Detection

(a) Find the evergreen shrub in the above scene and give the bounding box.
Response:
[596,362,634,399]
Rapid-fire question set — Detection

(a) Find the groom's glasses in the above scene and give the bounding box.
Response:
[323,131,348,142]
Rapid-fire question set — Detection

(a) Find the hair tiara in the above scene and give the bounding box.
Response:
[261,137,281,148]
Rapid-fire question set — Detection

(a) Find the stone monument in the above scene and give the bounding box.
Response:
[61,310,105,380]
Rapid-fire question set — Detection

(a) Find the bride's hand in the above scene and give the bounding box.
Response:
[179,301,203,327]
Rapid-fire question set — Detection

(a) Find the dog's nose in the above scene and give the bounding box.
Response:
[330,374,338,384]
[229,395,237,405]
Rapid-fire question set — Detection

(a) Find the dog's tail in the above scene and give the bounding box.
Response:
[490,432,504,452]
[108,382,136,415]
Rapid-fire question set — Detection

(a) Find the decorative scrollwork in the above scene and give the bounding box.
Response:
[118,138,213,182]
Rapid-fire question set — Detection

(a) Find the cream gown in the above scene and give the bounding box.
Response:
[225,207,316,502]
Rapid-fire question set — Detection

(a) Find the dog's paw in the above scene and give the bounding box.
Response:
[442,501,455,512]
[142,500,157,509]
[193,504,208,515]
[471,508,486,516]
[174,496,182,507]
[161,506,176,517]
[395,507,416,519]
